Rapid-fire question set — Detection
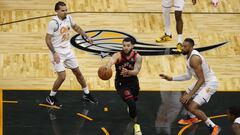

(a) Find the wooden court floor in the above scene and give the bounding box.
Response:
[0,0,240,91]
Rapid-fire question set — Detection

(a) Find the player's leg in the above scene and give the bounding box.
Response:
[178,92,199,125]
[186,86,221,135]
[52,71,66,92]
[156,0,172,43]
[124,90,142,135]
[130,81,142,135]
[70,67,98,104]
[65,52,98,104]
[71,67,87,91]
[46,71,66,106]
[46,53,66,106]
[115,83,142,135]
[174,0,184,52]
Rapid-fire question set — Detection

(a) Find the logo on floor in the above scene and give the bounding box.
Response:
[70,29,228,58]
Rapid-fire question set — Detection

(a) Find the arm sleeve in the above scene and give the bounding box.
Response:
[47,20,57,35]
[172,67,192,81]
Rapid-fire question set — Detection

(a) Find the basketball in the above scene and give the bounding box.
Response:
[98,66,112,80]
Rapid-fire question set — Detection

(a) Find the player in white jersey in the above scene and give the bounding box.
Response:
[227,106,240,135]
[45,1,98,106]
[160,38,221,135]
[156,0,219,53]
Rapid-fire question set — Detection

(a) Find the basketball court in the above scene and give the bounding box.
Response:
[0,0,240,135]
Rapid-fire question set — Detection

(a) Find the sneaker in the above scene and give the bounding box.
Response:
[46,96,62,107]
[176,43,183,52]
[178,117,199,125]
[172,43,183,53]
[83,93,98,104]
[156,33,172,43]
[209,125,221,135]
[134,123,142,135]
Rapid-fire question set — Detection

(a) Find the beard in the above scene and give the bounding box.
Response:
[182,51,188,55]
[123,49,133,56]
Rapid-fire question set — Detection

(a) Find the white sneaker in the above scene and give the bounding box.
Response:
[134,123,142,135]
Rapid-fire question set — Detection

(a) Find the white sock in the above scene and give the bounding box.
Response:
[83,86,89,94]
[187,111,196,118]
[162,7,171,36]
[178,34,183,43]
[205,118,216,127]
[50,91,57,96]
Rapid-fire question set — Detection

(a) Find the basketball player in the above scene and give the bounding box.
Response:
[160,38,221,135]
[156,0,219,52]
[45,1,98,106]
[104,37,142,135]
[227,106,240,135]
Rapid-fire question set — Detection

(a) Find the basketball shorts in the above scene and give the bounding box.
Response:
[186,81,218,106]
[49,50,78,72]
[162,0,185,11]
[115,79,140,102]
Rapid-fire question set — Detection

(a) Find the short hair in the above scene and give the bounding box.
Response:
[229,106,240,117]
[55,1,66,11]
[184,38,195,46]
[123,37,136,45]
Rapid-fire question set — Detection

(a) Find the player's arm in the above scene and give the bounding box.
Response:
[72,24,88,38]
[106,52,121,68]
[72,24,92,44]
[232,123,240,135]
[129,54,142,76]
[160,67,192,81]
[121,54,142,76]
[188,55,205,96]
[172,68,192,81]
[46,21,60,63]
[45,34,55,54]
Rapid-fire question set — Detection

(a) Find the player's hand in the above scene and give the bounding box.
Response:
[192,0,196,5]
[104,65,110,71]
[86,36,93,44]
[180,94,192,104]
[53,52,60,64]
[121,68,129,77]
[159,74,172,81]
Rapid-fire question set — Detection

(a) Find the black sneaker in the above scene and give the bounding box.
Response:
[46,96,62,107]
[83,93,98,104]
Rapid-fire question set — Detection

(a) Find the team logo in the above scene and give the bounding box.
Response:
[70,30,227,58]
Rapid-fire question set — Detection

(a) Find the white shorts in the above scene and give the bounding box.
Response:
[186,81,218,106]
[49,50,78,72]
[162,0,185,11]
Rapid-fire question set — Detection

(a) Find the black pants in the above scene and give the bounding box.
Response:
[115,78,140,102]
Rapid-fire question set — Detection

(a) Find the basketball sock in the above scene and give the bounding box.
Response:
[50,90,57,96]
[187,111,196,118]
[205,118,216,128]
[83,86,90,94]
[126,99,137,119]
[178,34,183,43]
[163,7,171,36]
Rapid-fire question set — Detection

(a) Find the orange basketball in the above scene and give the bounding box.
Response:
[98,66,112,80]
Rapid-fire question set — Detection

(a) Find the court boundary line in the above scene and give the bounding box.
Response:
[3,100,18,104]
[2,89,240,92]
[0,11,239,26]
[101,127,110,135]
[76,113,93,121]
